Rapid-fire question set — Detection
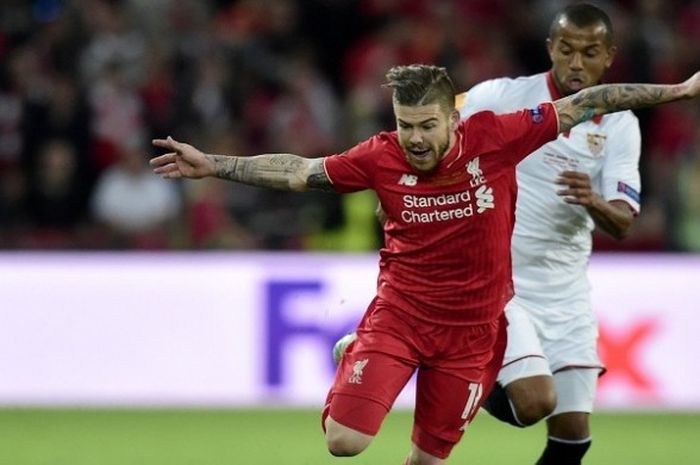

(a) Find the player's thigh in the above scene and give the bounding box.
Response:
[498,299,551,386]
[326,305,418,436]
[551,367,599,416]
[412,316,507,460]
[412,368,479,459]
[540,309,602,374]
[326,351,415,435]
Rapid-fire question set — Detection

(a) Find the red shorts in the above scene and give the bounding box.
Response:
[322,297,507,459]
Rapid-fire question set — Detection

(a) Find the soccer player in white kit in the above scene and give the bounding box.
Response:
[456,4,639,464]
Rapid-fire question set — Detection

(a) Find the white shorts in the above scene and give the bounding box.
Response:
[497,295,604,414]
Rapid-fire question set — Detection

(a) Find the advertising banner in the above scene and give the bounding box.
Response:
[0,252,697,410]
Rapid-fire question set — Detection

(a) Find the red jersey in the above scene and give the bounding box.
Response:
[323,104,559,325]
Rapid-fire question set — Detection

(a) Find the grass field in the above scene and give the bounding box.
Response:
[1,408,699,465]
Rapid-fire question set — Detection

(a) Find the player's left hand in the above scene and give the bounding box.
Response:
[555,170,597,206]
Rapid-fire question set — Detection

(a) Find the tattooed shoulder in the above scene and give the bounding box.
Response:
[306,158,335,192]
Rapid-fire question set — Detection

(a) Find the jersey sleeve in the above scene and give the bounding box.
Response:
[600,113,642,213]
[323,135,382,193]
[456,79,508,120]
[464,102,559,166]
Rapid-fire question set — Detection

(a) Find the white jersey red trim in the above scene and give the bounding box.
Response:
[457,72,642,306]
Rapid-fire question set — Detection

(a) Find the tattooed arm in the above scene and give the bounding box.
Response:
[205,153,333,191]
[150,136,334,192]
[554,71,700,133]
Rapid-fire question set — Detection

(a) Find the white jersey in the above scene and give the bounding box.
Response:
[457,72,641,309]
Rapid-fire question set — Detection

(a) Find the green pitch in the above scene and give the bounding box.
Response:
[1,408,698,465]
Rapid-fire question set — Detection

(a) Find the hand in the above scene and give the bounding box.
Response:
[555,170,597,206]
[682,71,700,99]
[150,136,215,179]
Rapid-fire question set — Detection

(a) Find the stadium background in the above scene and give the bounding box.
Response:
[1,0,699,464]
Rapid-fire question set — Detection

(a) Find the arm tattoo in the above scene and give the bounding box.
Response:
[305,159,335,192]
[208,153,306,190]
[555,82,684,133]
[206,153,336,192]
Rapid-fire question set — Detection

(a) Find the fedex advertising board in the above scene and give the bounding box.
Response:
[0,252,697,410]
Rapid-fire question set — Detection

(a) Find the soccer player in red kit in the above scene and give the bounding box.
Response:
[150,64,700,464]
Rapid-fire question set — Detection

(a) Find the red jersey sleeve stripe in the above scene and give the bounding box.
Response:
[545,101,561,134]
[322,157,337,187]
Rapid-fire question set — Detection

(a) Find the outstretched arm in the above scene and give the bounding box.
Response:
[150,137,334,192]
[554,71,700,133]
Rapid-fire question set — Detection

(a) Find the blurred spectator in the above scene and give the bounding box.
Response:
[185,177,259,249]
[140,45,177,139]
[87,60,147,170]
[0,166,29,248]
[675,130,700,251]
[342,22,402,142]
[23,139,90,248]
[181,129,258,249]
[186,49,233,139]
[79,0,147,86]
[0,0,697,251]
[267,48,340,155]
[91,143,182,248]
[0,49,27,167]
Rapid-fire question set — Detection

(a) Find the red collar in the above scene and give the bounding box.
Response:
[546,71,564,100]
[546,71,602,125]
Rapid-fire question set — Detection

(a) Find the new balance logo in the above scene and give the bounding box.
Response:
[475,185,494,213]
[398,174,418,186]
[348,358,369,384]
[467,157,486,187]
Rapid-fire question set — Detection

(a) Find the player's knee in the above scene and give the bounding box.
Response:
[513,389,557,425]
[326,436,369,457]
[325,431,370,457]
[508,376,557,426]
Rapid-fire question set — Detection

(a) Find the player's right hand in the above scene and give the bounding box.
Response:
[150,136,216,179]
[555,170,597,207]
[680,70,700,99]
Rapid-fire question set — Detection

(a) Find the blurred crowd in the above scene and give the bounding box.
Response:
[0,0,699,251]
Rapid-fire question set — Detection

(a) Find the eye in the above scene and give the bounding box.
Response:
[560,48,572,55]
[422,124,436,130]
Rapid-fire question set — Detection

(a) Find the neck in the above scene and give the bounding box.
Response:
[440,129,458,162]
[547,70,567,99]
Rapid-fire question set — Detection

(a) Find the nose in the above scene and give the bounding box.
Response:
[569,52,583,70]
[409,129,423,145]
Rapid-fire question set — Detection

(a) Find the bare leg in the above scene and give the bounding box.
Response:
[403,442,445,465]
[506,375,557,425]
[324,415,374,457]
[547,411,590,439]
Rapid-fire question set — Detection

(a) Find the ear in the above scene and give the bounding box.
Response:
[546,38,555,60]
[605,45,618,69]
[450,109,460,129]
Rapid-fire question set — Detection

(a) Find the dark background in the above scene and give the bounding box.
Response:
[1,0,698,251]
